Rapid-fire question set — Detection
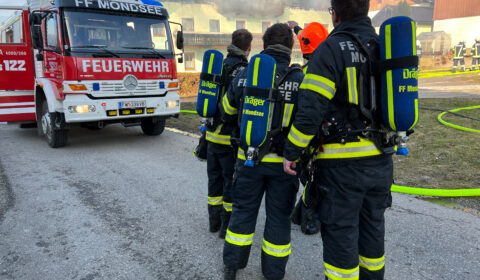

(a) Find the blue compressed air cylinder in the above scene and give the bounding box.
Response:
[196,50,224,118]
[380,16,419,133]
[240,54,276,149]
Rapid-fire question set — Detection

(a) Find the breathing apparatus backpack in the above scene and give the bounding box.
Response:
[239,54,302,167]
[196,49,248,132]
[325,16,419,156]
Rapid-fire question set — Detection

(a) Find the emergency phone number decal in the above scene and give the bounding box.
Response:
[0,60,27,72]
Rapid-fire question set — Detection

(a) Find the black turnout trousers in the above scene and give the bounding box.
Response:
[207,142,235,224]
[315,155,393,280]
[223,160,299,280]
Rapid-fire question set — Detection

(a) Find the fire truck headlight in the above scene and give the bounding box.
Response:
[166,100,179,108]
[69,105,96,114]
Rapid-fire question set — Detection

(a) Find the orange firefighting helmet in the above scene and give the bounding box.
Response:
[297,22,329,55]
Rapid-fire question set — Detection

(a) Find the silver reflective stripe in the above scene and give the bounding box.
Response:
[289,128,311,146]
[325,268,359,279]
[223,203,232,211]
[263,243,291,255]
[226,233,253,244]
[347,67,358,105]
[302,78,335,96]
[208,197,223,204]
[282,104,294,127]
[321,145,378,154]
[359,258,385,269]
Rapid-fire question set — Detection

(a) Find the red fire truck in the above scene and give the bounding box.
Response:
[0,0,184,147]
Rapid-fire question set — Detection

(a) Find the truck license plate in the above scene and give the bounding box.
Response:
[119,100,146,109]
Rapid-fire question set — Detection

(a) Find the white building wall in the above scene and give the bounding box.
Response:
[433,16,480,47]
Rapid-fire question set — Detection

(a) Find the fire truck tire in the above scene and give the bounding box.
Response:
[40,100,68,148]
[141,118,165,136]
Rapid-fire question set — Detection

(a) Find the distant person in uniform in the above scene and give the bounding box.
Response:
[471,38,480,71]
[452,41,466,73]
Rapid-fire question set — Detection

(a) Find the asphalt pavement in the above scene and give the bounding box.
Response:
[0,124,479,280]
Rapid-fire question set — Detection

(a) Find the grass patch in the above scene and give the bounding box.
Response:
[169,99,480,190]
[394,98,480,190]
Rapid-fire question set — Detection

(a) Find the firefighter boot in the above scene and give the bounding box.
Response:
[208,205,222,233]
[452,67,457,73]
[301,206,320,235]
[224,266,237,280]
[219,210,231,239]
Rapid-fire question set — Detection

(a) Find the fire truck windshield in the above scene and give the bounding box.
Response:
[64,10,173,55]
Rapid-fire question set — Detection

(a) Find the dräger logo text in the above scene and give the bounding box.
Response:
[81,59,170,73]
[244,96,266,107]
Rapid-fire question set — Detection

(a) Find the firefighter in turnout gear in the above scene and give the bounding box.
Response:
[471,38,480,71]
[283,1,394,279]
[206,30,252,238]
[221,24,304,280]
[290,21,329,235]
[453,41,466,73]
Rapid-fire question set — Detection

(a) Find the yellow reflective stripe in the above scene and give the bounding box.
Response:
[385,24,396,131]
[203,99,208,117]
[261,153,284,163]
[387,69,396,131]
[409,99,419,130]
[346,67,358,105]
[246,120,253,146]
[208,53,215,74]
[282,103,294,127]
[359,255,385,271]
[324,263,359,280]
[316,138,383,159]
[303,65,308,74]
[222,94,238,115]
[253,57,261,86]
[223,202,233,212]
[208,196,223,206]
[237,148,285,163]
[302,181,309,205]
[262,239,291,257]
[288,125,314,148]
[411,21,416,56]
[385,25,392,60]
[206,132,231,145]
[300,74,336,100]
[225,230,254,246]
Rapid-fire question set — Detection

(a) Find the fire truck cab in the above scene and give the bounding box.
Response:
[0,0,184,147]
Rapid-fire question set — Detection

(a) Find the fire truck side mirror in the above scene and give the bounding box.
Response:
[31,25,43,50]
[177,56,184,64]
[176,31,184,50]
[29,12,44,51]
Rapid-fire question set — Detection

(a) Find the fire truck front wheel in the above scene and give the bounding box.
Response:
[141,117,166,136]
[40,100,68,148]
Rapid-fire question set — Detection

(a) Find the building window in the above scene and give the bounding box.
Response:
[182,18,194,32]
[152,23,166,37]
[209,19,220,33]
[304,23,310,28]
[322,24,329,30]
[185,52,195,71]
[262,21,271,33]
[236,20,246,30]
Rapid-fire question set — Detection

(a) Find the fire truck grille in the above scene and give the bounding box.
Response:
[99,81,159,94]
